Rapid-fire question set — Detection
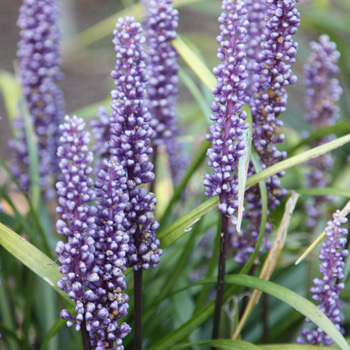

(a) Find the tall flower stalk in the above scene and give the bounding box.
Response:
[110,17,162,349]
[10,0,64,197]
[203,0,249,339]
[298,210,348,345]
[143,0,186,186]
[55,116,96,347]
[231,0,300,264]
[304,35,342,228]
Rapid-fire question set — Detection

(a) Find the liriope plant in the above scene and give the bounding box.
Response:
[0,0,350,349]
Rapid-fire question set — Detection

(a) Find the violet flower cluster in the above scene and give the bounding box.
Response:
[88,157,131,348]
[304,35,342,228]
[245,0,267,98]
[231,0,300,263]
[298,210,348,346]
[55,116,97,332]
[203,0,249,217]
[56,117,131,349]
[10,0,64,197]
[143,0,185,185]
[109,17,162,271]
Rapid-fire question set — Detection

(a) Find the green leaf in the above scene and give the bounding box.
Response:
[0,223,72,305]
[246,133,350,188]
[224,275,350,350]
[173,339,262,349]
[159,139,211,229]
[159,134,350,249]
[39,317,66,350]
[71,97,111,119]
[288,121,350,154]
[239,149,268,275]
[156,275,349,350]
[236,105,253,232]
[259,346,330,350]
[294,187,350,198]
[159,196,217,247]
[71,0,205,49]
[178,69,211,123]
[172,37,216,90]
[0,70,21,122]
[19,98,40,212]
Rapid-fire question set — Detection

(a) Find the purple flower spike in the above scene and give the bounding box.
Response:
[245,0,267,96]
[304,35,342,228]
[55,116,96,331]
[143,0,186,184]
[298,210,349,346]
[110,17,162,270]
[251,0,299,180]
[10,0,64,197]
[203,0,249,217]
[231,0,300,263]
[88,157,131,348]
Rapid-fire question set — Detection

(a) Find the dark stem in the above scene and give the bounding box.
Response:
[134,269,143,350]
[149,145,158,194]
[211,214,229,346]
[81,319,92,350]
[262,293,269,343]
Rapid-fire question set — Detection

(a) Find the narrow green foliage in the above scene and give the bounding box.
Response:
[239,150,268,275]
[0,70,21,123]
[19,98,40,212]
[172,37,216,90]
[72,0,205,49]
[237,105,253,232]
[0,223,72,305]
[173,339,262,349]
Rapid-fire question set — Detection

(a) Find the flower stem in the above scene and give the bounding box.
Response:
[212,214,229,345]
[134,269,143,350]
[81,319,92,350]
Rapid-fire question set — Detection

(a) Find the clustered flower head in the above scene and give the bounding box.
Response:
[298,210,349,346]
[245,0,267,97]
[304,35,342,228]
[109,16,162,270]
[88,157,131,348]
[203,0,249,217]
[231,0,300,263]
[10,0,64,197]
[143,0,186,185]
[55,116,97,331]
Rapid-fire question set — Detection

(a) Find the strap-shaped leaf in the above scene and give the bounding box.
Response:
[0,223,72,305]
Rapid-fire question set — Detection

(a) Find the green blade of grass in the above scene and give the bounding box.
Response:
[159,139,211,228]
[172,339,262,350]
[172,37,216,90]
[158,133,350,249]
[178,69,211,123]
[0,222,72,305]
[288,121,350,154]
[19,98,40,212]
[152,275,350,350]
[294,187,350,198]
[260,346,331,350]
[236,105,253,232]
[239,149,268,275]
[71,0,205,49]
[0,70,21,123]
[71,97,111,119]
[246,133,350,188]
[224,275,349,350]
